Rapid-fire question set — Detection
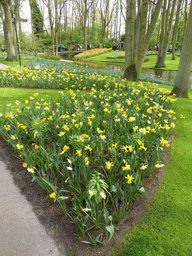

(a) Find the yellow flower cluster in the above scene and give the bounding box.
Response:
[74,48,112,60]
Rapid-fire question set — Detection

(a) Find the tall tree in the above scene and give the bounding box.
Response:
[124,0,163,81]
[75,0,94,50]
[98,0,116,43]
[29,0,44,35]
[0,0,18,61]
[155,0,177,68]
[171,0,182,60]
[54,0,67,55]
[170,2,192,98]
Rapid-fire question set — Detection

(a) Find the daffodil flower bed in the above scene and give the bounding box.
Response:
[0,66,123,90]
[0,60,172,89]
[74,48,112,61]
[0,82,176,240]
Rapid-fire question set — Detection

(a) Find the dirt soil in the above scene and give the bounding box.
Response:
[0,135,170,256]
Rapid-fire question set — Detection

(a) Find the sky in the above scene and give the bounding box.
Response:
[20,1,32,33]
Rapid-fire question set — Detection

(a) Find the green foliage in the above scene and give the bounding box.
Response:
[31,0,44,36]
[20,33,44,54]
[112,88,192,256]
[60,26,83,47]
[38,54,61,61]
[82,233,103,245]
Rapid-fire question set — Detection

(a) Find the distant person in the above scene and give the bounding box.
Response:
[118,42,121,50]
[72,44,75,51]
[168,44,172,53]
[103,44,105,48]
[77,44,80,51]
[121,42,123,50]
[60,45,63,52]
[1,45,5,52]
[97,44,100,48]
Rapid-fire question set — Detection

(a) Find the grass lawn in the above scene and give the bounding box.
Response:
[0,58,30,69]
[81,51,192,72]
[142,54,181,71]
[82,50,125,65]
[0,88,62,112]
[112,86,192,256]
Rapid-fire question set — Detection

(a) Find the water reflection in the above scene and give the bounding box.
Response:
[143,69,192,89]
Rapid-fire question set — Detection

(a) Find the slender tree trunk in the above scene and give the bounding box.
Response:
[155,0,167,68]
[55,0,58,55]
[47,0,54,54]
[170,3,192,98]
[155,0,176,68]
[172,0,182,60]
[136,0,149,78]
[123,0,137,81]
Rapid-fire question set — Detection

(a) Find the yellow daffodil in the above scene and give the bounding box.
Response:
[82,207,91,212]
[105,161,114,170]
[23,163,27,168]
[49,192,56,198]
[140,165,148,170]
[76,149,82,156]
[128,117,136,122]
[27,167,35,174]
[122,163,131,171]
[155,163,165,168]
[125,174,134,184]
[85,145,92,151]
[63,145,70,152]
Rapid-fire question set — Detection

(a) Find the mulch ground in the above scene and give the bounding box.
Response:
[0,135,169,256]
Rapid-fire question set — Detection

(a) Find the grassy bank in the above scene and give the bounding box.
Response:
[112,87,192,256]
[80,51,192,72]
[0,59,30,68]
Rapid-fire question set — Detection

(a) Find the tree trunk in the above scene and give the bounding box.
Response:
[0,0,17,61]
[55,0,58,55]
[124,0,163,81]
[155,0,176,68]
[172,0,182,60]
[136,0,149,78]
[123,0,137,81]
[170,3,192,98]
[47,0,54,54]
[155,0,167,68]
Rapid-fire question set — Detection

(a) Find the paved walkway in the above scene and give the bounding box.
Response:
[0,161,61,256]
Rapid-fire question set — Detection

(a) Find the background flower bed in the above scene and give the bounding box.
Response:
[74,48,112,61]
[0,69,176,241]
[0,60,174,90]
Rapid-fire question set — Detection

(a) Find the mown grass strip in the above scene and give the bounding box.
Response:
[112,89,192,256]
[0,88,62,112]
